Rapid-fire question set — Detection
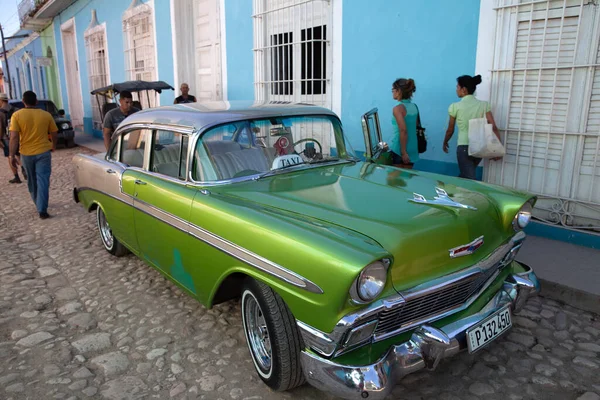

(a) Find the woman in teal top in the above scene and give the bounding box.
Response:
[390,78,419,169]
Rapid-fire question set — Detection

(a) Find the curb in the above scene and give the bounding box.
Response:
[538,278,600,315]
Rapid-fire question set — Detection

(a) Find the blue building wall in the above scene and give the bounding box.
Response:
[1,32,48,101]
[224,0,254,101]
[341,0,482,177]
[53,0,176,138]
[223,0,482,177]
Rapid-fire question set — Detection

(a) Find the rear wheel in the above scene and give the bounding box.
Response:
[241,278,305,391]
[96,207,128,257]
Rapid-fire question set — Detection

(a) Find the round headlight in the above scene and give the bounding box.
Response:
[61,122,70,130]
[356,260,388,302]
[513,202,533,231]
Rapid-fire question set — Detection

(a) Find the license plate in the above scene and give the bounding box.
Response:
[467,306,512,353]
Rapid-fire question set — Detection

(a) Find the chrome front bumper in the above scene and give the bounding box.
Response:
[300,264,540,400]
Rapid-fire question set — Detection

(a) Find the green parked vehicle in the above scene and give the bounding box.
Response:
[72,101,539,399]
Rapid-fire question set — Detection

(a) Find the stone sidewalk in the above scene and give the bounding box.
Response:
[0,146,598,400]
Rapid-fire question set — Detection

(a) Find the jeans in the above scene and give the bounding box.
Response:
[21,151,52,213]
[457,145,481,180]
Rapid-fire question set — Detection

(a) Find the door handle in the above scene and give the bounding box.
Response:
[106,169,116,174]
[134,179,147,185]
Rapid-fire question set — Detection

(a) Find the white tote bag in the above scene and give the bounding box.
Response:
[468,117,505,158]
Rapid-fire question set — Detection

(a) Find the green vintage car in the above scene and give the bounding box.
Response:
[72,101,539,399]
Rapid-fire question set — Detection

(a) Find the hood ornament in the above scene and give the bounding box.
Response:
[410,187,477,211]
[449,236,484,258]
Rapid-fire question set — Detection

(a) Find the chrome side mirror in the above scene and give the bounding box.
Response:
[377,142,389,152]
[372,141,389,159]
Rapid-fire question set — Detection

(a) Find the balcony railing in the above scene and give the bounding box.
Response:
[18,0,50,27]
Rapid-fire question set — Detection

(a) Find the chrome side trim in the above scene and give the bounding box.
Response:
[77,186,323,295]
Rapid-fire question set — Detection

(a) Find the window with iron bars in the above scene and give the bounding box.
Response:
[123,4,156,109]
[253,0,332,108]
[85,27,109,130]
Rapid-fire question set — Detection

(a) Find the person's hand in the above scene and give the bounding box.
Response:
[9,156,19,170]
[443,141,449,153]
[401,152,411,165]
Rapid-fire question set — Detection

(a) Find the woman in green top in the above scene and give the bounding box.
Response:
[390,78,419,169]
[443,75,502,180]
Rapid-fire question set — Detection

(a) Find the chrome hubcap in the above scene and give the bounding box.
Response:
[244,295,272,373]
[98,209,114,249]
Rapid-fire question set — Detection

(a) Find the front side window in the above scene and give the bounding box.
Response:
[193,115,354,182]
[151,130,189,180]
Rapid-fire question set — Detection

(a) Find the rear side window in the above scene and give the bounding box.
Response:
[120,129,149,168]
[150,130,188,180]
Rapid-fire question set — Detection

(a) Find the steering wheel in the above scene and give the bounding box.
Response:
[293,138,323,161]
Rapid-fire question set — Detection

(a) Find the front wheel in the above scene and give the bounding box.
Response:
[96,207,128,257]
[241,278,305,391]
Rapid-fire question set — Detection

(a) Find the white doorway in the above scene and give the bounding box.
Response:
[172,0,223,102]
[61,18,84,127]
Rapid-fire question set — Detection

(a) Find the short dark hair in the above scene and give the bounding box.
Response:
[119,90,133,100]
[457,75,482,95]
[22,91,37,106]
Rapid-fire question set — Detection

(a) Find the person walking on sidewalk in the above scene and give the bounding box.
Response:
[0,93,25,183]
[103,90,140,151]
[443,75,502,180]
[390,78,420,169]
[9,91,58,219]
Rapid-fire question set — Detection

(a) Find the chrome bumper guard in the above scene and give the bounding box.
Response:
[300,264,539,400]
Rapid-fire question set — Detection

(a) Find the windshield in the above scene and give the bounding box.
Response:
[193,115,356,181]
[11,101,58,116]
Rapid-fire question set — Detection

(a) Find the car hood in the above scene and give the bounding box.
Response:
[216,162,530,292]
[54,117,70,124]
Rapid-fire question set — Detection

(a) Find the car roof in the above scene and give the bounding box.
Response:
[119,100,339,133]
[9,99,52,104]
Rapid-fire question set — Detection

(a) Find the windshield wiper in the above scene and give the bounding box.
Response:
[307,157,358,165]
[254,162,308,180]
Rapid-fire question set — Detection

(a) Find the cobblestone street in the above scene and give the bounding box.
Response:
[0,146,599,400]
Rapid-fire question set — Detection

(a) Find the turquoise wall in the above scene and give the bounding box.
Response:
[223,0,482,178]
[224,0,254,101]
[53,0,175,138]
[341,0,482,177]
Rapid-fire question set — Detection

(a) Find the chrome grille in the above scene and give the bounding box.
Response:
[374,264,503,337]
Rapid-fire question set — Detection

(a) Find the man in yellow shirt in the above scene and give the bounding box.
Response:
[9,91,58,219]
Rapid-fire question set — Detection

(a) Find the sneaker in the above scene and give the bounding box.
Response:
[39,212,51,219]
[9,177,22,184]
[21,166,27,180]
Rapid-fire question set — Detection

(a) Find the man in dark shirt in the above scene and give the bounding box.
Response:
[102,90,140,151]
[174,83,197,104]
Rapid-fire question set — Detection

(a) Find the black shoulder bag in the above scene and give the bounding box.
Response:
[414,104,427,153]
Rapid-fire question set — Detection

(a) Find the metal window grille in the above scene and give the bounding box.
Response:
[85,26,109,130]
[123,3,156,109]
[253,0,332,108]
[486,0,600,234]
